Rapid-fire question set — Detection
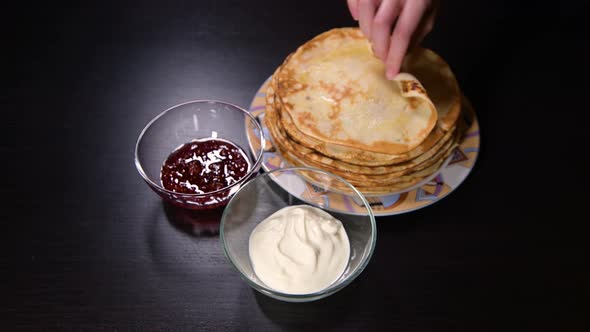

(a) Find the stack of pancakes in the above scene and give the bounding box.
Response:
[265,28,464,195]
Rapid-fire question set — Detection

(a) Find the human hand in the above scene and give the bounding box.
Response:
[347,0,439,79]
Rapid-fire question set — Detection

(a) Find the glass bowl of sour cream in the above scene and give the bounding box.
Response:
[220,167,377,302]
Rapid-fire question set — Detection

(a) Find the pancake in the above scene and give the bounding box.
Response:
[289,158,443,195]
[266,97,461,193]
[270,105,460,183]
[275,28,438,155]
[266,84,458,176]
[277,134,458,195]
[270,72,447,167]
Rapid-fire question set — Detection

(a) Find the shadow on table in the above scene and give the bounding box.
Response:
[162,202,223,237]
[143,201,227,281]
[252,279,363,327]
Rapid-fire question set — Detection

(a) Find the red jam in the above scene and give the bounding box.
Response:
[160,138,251,195]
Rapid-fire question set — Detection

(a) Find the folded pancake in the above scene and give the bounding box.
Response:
[402,47,461,131]
[275,28,438,155]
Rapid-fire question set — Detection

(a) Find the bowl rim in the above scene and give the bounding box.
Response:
[134,99,265,197]
[219,166,377,300]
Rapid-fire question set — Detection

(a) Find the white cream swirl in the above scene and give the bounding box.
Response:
[248,205,350,294]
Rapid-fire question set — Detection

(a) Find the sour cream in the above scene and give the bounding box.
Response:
[248,205,350,294]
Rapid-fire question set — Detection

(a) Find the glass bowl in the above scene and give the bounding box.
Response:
[220,167,377,302]
[135,100,264,210]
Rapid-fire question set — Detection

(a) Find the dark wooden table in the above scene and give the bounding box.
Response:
[3,1,588,330]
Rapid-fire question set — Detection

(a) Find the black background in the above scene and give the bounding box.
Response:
[3,0,589,330]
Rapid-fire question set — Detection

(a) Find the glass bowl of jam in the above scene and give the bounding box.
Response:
[135,100,265,210]
[220,167,377,302]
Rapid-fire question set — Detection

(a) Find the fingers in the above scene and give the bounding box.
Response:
[354,0,436,79]
[358,0,378,40]
[385,0,428,79]
[347,0,359,20]
[371,0,400,60]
